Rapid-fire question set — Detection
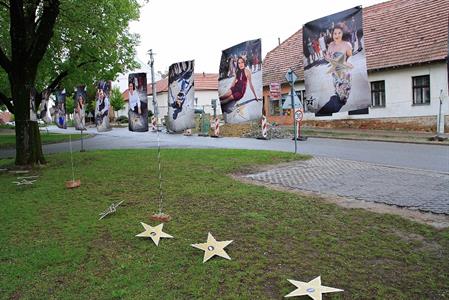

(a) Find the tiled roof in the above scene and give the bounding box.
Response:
[263,28,304,86]
[122,73,218,101]
[263,0,449,85]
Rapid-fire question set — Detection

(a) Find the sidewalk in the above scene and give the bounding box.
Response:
[298,126,449,145]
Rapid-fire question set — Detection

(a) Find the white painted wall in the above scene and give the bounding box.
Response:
[302,62,449,121]
[149,90,222,120]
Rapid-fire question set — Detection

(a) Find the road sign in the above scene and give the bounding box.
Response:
[294,109,303,122]
[269,82,281,100]
[285,68,298,86]
[282,90,302,109]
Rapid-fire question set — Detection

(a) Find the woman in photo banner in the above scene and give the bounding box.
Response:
[317,25,353,115]
[219,56,259,109]
[95,88,110,130]
[128,81,141,115]
[74,91,86,130]
[55,89,67,128]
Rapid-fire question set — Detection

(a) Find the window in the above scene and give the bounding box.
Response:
[412,75,430,105]
[269,97,281,116]
[296,89,306,110]
[371,81,385,107]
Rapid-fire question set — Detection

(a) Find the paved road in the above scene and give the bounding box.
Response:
[1,126,448,173]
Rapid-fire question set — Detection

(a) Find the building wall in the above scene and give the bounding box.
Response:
[264,62,449,131]
[263,82,305,125]
[150,90,222,120]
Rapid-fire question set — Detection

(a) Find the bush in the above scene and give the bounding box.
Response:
[116,115,128,124]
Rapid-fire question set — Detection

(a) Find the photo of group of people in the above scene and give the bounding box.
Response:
[168,60,195,132]
[218,39,262,124]
[95,80,112,132]
[127,73,149,132]
[74,86,87,131]
[303,7,370,116]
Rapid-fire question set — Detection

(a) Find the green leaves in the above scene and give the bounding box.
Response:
[110,87,125,112]
[35,0,140,90]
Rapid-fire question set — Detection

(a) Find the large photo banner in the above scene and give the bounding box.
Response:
[168,60,195,132]
[303,7,370,116]
[128,73,149,132]
[218,39,262,123]
[95,80,112,132]
[29,87,37,122]
[38,89,52,124]
[54,89,67,129]
[74,86,87,131]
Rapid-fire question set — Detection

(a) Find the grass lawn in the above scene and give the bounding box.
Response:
[0,149,448,299]
[0,130,90,149]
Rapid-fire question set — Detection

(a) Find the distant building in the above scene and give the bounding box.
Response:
[262,0,449,132]
[121,73,220,118]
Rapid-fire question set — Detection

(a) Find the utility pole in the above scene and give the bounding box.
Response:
[148,49,158,130]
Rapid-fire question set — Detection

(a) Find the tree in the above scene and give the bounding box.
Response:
[109,87,125,118]
[0,0,140,165]
[65,95,74,116]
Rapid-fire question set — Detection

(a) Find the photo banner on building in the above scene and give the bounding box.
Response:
[74,86,87,130]
[54,89,67,129]
[302,6,370,116]
[127,73,149,132]
[167,60,195,132]
[95,80,112,132]
[218,39,262,123]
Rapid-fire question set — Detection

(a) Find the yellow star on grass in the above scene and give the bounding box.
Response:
[285,276,343,299]
[191,232,233,263]
[136,222,173,246]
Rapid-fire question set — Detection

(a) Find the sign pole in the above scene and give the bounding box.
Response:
[291,83,297,153]
[80,129,85,152]
[148,49,159,132]
[285,68,298,154]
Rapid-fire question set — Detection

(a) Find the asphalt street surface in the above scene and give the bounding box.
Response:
[1,126,447,173]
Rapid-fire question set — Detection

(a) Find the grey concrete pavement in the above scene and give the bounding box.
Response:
[244,157,449,215]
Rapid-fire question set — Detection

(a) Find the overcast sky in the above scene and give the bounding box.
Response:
[128,0,387,74]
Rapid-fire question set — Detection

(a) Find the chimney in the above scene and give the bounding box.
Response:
[203,72,205,77]
[278,37,281,46]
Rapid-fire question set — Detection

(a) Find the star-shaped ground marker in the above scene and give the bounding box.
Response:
[136,222,173,246]
[285,276,343,299]
[12,179,36,185]
[191,232,233,263]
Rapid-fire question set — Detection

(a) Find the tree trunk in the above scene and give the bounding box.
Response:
[15,120,46,165]
[12,78,46,166]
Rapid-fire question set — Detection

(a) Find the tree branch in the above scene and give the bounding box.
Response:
[0,91,15,113]
[0,46,11,72]
[46,59,98,92]
[29,0,60,65]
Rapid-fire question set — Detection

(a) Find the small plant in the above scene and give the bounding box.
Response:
[116,115,128,124]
